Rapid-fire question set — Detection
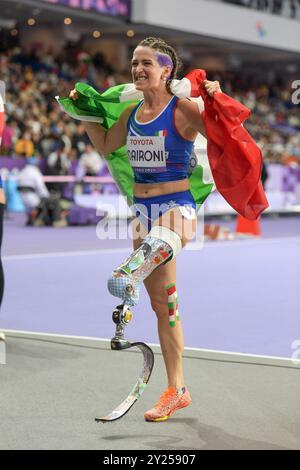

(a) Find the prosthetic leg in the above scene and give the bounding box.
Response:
[95,226,181,423]
[107,226,182,307]
[95,303,155,422]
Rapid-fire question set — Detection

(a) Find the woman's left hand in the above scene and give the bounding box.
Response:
[203,80,222,97]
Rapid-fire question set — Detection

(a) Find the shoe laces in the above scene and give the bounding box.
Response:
[154,387,177,410]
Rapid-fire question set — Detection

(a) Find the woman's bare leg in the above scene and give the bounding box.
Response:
[132,208,196,390]
[144,259,185,389]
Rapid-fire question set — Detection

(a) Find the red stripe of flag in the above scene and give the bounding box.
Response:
[167,285,176,296]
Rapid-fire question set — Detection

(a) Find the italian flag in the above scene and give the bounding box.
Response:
[155,130,167,137]
[166,283,180,328]
[56,78,214,209]
[57,69,268,219]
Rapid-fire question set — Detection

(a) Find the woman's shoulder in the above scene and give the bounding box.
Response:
[120,102,139,123]
[176,97,200,115]
[174,97,205,138]
[174,98,202,125]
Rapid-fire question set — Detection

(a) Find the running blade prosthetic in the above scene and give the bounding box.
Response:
[95,305,154,423]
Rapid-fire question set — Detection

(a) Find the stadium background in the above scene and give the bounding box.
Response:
[0,0,299,451]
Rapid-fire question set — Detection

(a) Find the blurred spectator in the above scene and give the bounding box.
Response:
[76,144,105,178]
[223,0,300,18]
[290,0,297,18]
[0,118,15,155]
[17,157,49,225]
[15,130,34,158]
[272,0,283,14]
[46,140,70,195]
[0,42,298,184]
[47,140,70,175]
[71,124,90,156]
[18,157,67,227]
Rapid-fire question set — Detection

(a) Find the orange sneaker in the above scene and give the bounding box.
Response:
[144,387,192,422]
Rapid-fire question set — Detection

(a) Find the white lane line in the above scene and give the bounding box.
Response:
[3,236,300,261]
[2,248,130,261]
[2,329,299,368]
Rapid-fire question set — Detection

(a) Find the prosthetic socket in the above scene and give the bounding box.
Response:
[107,226,182,307]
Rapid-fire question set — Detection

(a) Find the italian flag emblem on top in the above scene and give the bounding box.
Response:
[155,129,167,137]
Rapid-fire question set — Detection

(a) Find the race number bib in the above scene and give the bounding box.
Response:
[127,136,167,173]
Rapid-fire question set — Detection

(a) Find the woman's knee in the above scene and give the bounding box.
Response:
[150,295,168,318]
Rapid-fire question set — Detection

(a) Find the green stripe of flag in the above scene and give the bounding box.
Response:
[57,80,215,209]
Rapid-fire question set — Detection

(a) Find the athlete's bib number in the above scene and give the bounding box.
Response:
[127,136,167,173]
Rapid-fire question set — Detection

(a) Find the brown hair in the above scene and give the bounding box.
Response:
[137,37,182,93]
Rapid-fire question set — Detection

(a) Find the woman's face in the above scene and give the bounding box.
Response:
[131,46,171,91]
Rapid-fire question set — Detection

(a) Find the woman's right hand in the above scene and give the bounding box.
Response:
[69,89,79,100]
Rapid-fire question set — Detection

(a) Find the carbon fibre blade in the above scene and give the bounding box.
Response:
[95,342,154,423]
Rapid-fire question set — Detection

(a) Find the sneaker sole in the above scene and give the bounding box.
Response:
[144,400,192,422]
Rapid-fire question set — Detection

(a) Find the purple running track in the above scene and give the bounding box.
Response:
[1,213,299,358]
